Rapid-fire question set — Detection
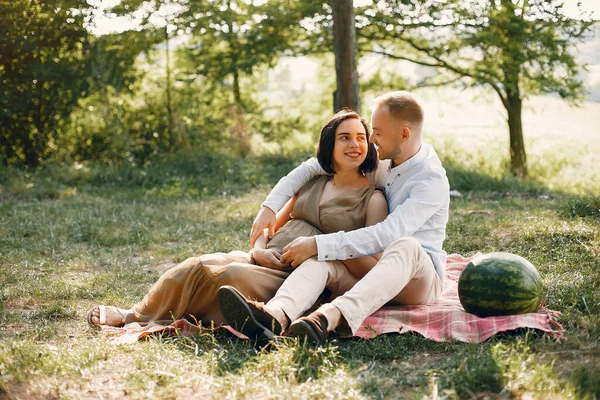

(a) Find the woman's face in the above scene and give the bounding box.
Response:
[332,118,369,172]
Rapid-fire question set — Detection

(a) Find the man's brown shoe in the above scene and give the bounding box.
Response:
[288,312,329,345]
[217,285,283,339]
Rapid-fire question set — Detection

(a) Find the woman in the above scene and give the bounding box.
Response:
[87,110,388,329]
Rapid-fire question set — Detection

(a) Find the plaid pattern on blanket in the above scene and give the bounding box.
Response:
[103,253,563,344]
[351,253,563,342]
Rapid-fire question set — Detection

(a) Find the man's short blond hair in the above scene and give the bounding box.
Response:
[372,91,424,128]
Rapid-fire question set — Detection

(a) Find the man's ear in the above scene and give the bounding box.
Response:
[400,126,411,142]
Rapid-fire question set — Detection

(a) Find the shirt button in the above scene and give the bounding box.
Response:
[349,255,353,258]
[387,183,390,186]
[324,255,329,258]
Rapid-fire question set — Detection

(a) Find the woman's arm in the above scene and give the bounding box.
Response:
[342,190,388,279]
[251,196,298,269]
[251,232,286,269]
[274,196,298,232]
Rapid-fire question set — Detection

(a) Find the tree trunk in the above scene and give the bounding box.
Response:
[23,130,38,167]
[232,68,242,108]
[231,67,250,157]
[225,0,250,157]
[165,26,175,152]
[331,0,360,113]
[27,80,46,167]
[505,94,528,178]
[0,129,12,165]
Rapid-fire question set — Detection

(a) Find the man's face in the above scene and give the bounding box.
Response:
[369,105,403,162]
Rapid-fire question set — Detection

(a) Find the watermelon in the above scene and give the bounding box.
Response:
[458,252,545,317]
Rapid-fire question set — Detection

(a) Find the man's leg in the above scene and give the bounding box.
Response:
[327,237,441,334]
[265,257,356,325]
[218,257,356,337]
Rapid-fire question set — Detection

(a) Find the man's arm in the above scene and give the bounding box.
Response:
[261,157,324,212]
[281,170,448,265]
[316,171,449,261]
[250,157,325,245]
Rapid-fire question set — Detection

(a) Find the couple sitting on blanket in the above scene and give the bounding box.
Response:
[87,90,450,344]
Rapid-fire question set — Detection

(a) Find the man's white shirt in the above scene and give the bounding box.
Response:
[262,142,450,279]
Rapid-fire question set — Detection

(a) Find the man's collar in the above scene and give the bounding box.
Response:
[388,143,427,175]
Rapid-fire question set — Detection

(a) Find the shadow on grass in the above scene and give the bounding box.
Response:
[445,162,548,195]
[570,361,600,400]
[0,151,313,202]
[156,329,264,375]
[159,330,343,381]
[446,161,599,218]
[2,151,598,219]
[341,332,578,398]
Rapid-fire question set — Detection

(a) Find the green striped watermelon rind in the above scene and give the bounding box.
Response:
[458,252,546,318]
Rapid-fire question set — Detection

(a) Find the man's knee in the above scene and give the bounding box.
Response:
[294,258,343,284]
[384,237,421,255]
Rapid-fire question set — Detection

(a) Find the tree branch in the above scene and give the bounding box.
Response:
[414,74,464,89]
[370,49,440,68]
[395,32,509,106]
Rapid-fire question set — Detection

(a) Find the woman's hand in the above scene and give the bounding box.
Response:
[252,248,288,270]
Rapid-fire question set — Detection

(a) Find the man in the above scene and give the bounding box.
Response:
[218,90,450,343]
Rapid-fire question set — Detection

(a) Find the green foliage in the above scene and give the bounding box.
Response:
[54,51,312,164]
[87,30,162,94]
[180,1,291,85]
[360,0,596,177]
[97,0,324,160]
[0,0,92,166]
[565,196,600,220]
[363,0,594,101]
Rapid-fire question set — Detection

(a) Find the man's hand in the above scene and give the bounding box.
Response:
[252,248,288,270]
[281,236,318,268]
[250,206,276,246]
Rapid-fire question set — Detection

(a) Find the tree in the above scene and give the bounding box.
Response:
[332,0,360,112]
[107,0,186,152]
[0,0,92,166]
[362,0,595,178]
[109,0,316,156]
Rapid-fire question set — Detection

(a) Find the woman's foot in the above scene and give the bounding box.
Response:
[87,305,132,327]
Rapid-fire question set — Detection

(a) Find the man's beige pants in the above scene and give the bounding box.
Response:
[268,237,442,334]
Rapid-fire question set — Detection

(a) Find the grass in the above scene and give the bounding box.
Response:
[0,139,599,399]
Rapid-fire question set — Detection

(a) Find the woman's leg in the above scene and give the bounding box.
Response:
[130,251,289,326]
[89,251,289,327]
[195,262,290,325]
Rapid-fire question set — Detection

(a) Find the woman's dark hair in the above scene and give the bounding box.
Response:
[316,110,378,175]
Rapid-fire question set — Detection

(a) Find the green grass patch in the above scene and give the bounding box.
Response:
[0,147,598,399]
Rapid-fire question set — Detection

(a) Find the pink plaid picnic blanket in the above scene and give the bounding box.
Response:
[103,253,563,344]
[351,253,563,342]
